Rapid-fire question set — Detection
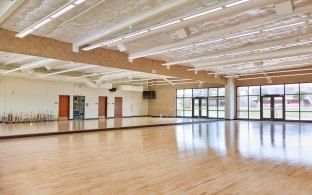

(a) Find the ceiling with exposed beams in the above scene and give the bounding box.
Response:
[0,51,201,88]
[0,0,312,79]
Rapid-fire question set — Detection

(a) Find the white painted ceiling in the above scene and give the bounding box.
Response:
[0,0,312,78]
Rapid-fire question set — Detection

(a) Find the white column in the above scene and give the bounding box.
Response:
[225,78,235,120]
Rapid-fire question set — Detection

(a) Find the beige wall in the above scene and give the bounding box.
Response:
[148,83,223,117]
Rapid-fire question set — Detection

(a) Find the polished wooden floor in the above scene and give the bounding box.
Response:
[0,117,212,137]
[1,120,312,194]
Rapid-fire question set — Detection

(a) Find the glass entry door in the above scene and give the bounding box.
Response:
[193,98,207,118]
[260,96,285,120]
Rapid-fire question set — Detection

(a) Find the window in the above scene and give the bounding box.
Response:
[237,87,249,119]
[237,83,312,121]
[176,87,225,119]
[300,83,312,120]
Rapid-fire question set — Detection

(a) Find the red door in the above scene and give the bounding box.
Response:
[98,96,107,118]
[114,97,122,118]
[59,95,70,120]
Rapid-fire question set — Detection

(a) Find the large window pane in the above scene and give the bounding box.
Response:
[286,112,299,120]
[218,97,225,111]
[193,89,200,97]
[249,111,260,119]
[208,97,217,118]
[238,111,248,119]
[209,88,218,96]
[301,112,312,121]
[176,98,183,110]
[218,111,225,118]
[208,98,217,110]
[209,110,218,118]
[249,86,260,96]
[184,98,192,110]
[184,89,192,97]
[184,111,192,117]
[262,97,271,118]
[201,99,207,117]
[177,89,184,97]
[300,83,312,94]
[177,110,184,117]
[193,88,208,97]
[285,84,299,94]
[200,89,208,97]
[249,96,260,111]
[261,85,284,95]
[218,88,225,96]
[238,87,248,96]
[300,94,312,111]
[237,96,248,111]
[285,95,299,111]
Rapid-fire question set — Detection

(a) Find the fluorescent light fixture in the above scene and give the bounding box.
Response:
[40,65,96,77]
[82,38,122,51]
[170,45,193,51]
[74,0,87,5]
[148,81,201,86]
[16,28,34,38]
[226,50,252,56]
[147,50,169,56]
[163,58,202,66]
[225,31,260,39]
[82,44,102,51]
[51,4,75,19]
[123,30,149,39]
[201,55,224,60]
[182,7,223,21]
[195,39,224,46]
[149,20,181,31]
[225,0,251,8]
[263,22,306,32]
[102,38,122,45]
[33,18,52,29]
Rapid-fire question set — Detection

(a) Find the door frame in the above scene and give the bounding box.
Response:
[260,95,285,121]
[192,97,208,118]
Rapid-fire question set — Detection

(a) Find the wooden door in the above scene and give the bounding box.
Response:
[98,96,107,119]
[114,97,122,118]
[59,95,70,120]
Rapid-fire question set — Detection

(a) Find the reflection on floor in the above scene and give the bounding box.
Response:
[0,117,214,137]
[176,121,312,165]
[0,120,312,194]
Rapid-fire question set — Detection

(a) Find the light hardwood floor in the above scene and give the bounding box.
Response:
[1,120,312,194]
